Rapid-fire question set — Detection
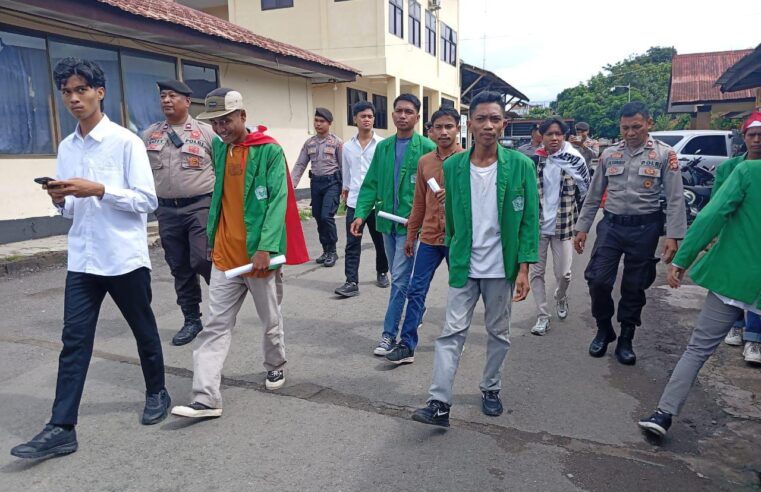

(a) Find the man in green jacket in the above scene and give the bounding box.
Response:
[639,157,761,438]
[171,89,288,419]
[412,91,538,427]
[350,94,436,356]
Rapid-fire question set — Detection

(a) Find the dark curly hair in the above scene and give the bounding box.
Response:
[53,57,106,110]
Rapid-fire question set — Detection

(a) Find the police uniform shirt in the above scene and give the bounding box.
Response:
[142,116,216,199]
[291,133,343,187]
[575,136,687,238]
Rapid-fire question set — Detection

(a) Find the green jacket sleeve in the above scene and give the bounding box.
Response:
[711,158,734,197]
[517,158,540,264]
[673,164,746,269]
[354,145,381,221]
[258,145,288,253]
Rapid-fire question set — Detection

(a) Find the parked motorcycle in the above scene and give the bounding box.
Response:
[659,157,715,229]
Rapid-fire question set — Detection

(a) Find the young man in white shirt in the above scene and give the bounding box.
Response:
[12,58,168,460]
[412,91,539,426]
[335,101,389,297]
[529,118,590,335]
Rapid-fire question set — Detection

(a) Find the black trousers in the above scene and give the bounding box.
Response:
[155,197,212,311]
[50,267,166,426]
[344,206,389,283]
[584,214,661,328]
[310,173,341,252]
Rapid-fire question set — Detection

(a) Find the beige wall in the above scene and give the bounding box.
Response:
[0,11,316,220]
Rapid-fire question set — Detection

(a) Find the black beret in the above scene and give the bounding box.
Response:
[157,80,193,96]
[315,107,333,123]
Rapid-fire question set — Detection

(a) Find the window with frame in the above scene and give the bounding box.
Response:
[682,135,728,157]
[346,88,368,125]
[408,1,421,48]
[261,0,294,10]
[425,10,436,56]
[121,51,177,135]
[372,94,388,129]
[182,62,219,117]
[441,97,455,108]
[440,22,457,66]
[0,29,55,155]
[389,0,404,38]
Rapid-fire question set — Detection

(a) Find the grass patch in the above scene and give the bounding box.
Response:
[298,208,312,221]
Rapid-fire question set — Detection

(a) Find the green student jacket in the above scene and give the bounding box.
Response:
[712,153,745,195]
[207,138,288,257]
[444,145,540,288]
[673,160,761,308]
[354,132,436,235]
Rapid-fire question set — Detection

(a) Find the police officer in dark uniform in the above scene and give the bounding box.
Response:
[291,108,343,267]
[574,102,687,365]
[143,80,216,346]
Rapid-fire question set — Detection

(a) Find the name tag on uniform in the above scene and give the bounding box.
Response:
[147,132,165,151]
[605,165,625,176]
[255,185,268,200]
[638,166,661,178]
[324,145,336,156]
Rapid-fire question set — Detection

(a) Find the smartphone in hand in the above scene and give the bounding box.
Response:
[34,177,59,188]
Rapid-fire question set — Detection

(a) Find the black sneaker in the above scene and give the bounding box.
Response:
[638,409,672,437]
[172,318,203,346]
[376,272,390,288]
[482,390,503,417]
[335,281,359,297]
[10,424,78,459]
[323,251,338,268]
[315,252,328,264]
[171,401,222,418]
[412,400,451,427]
[266,370,285,390]
[142,388,171,425]
[386,342,414,364]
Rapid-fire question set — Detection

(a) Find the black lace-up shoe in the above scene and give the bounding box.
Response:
[638,409,672,437]
[142,388,171,425]
[172,318,203,346]
[482,390,503,417]
[11,425,78,459]
[412,400,451,427]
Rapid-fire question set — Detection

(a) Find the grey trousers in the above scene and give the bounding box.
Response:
[192,265,286,408]
[428,277,514,405]
[529,235,573,321]
[658,291,741,415]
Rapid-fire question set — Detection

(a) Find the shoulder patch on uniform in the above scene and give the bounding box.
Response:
[668,150,679,171]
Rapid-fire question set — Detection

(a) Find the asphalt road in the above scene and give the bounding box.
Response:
[0,214,759,491]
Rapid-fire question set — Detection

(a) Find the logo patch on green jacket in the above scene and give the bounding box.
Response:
[255,185,268,200]
[512,196,524,212]
[410,174,417,184]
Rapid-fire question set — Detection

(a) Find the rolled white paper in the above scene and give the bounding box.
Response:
[224,254,287,279]
[378,210,408,226]
[427,177,441,193]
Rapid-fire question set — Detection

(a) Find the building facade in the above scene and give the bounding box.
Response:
[0,0,358,242]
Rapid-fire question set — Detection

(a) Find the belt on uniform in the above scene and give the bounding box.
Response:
[603,210,663,226]
[309,171,340,181]
[157,193,212,208]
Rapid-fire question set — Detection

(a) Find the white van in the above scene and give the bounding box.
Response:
[650,130,735,171]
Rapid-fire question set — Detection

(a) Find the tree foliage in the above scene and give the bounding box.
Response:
[552,47,688,138]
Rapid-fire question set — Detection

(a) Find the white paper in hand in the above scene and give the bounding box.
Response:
[377,211,408,226]
[224,255,286,279]
[427,178,441,193]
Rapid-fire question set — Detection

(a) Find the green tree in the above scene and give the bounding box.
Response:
[554,47,689,138]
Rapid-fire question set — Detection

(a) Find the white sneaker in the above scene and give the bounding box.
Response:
[171,402,222,418]
[531,318,550,336]
[743,342,761,363]
[556,296,569,320]
[724,326,743,346]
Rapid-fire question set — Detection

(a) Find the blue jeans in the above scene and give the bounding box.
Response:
[382,232,416,340]
[399,243,448,350]
[746,311,761,343]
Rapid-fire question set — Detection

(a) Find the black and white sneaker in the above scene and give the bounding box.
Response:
[482,390,503,417]
[266,370,285,390]
[171,401,222,419]
[412,400,451,427]
[385,342,414,364]
[638,409,672,437]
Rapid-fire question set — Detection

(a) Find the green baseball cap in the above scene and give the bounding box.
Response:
[197,88,244,120]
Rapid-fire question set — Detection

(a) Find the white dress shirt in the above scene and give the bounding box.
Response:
[56,115,158,276]
[342,132,384,208]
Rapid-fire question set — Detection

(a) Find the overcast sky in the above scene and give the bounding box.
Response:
[459,0,761,103]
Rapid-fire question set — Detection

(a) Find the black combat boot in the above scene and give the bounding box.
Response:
[589,320,617,358]
[173,305,203,346]
[615,324,637,365]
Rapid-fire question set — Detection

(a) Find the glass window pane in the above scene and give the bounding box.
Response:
[121,52,177,134]
[0,30,54,154]
[49,41,122,138]
[182,63,218,99]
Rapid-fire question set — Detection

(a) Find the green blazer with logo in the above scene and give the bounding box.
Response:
[444,145,540,288]
[354,132,436,235]
[207,138,287,257]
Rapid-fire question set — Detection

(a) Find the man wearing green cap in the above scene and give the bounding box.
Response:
[143,80,216,347]
[291,107,343,267]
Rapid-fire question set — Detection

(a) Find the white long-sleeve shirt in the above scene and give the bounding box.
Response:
[56,115,158,276]
[541,142,590,235]
[342,132,383,208]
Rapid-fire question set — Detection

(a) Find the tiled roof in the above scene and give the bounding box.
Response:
[95,0,359,74]
[670,50,755,104]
